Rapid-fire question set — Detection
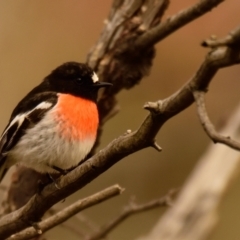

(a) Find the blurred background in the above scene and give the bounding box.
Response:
[0,0,240,239]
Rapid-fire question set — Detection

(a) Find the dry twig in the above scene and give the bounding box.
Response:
[46,208,87,237]
[202,25,240,47]
[193,90,240,151]
[59,221,85,238]
[8,185,123,240]
[85,190,177,240]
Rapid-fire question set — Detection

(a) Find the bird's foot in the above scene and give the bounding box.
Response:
[51,165,70,175]
[37,180,46,193]
[47,173,61,189]
[37,173,60,193]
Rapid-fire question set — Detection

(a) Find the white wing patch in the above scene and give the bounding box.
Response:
[1,101,53,138]
[35,101,53,110]
[1,115,25,138]
[92,72,99,83]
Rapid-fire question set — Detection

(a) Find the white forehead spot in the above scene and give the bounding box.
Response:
[92,72,99,83]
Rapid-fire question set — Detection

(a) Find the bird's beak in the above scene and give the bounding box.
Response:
[93,81,113,88]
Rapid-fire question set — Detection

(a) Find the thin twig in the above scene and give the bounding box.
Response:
[47,208,86,237]
[8,185,124,240]
[85,190,177,240]
[193,90,240,151]
[74,214,99,232]
[60,221,85,238]
[49,205,98,232]
[202,25,240,47]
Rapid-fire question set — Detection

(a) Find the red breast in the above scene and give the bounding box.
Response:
[53,94,99,141]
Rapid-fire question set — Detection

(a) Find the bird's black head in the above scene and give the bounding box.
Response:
[44,62,112,101]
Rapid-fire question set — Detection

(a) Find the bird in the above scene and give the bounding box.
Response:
[0,62,112,183]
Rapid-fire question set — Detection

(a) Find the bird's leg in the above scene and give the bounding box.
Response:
[37,180,45,193]
[27,220,42,234]
[51,165,70,175]
[47,173,60,189]
[38,164,70,191]
[40,165,74,191]
[37,172,60,193]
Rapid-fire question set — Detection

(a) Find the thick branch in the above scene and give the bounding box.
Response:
[8,185,123,240]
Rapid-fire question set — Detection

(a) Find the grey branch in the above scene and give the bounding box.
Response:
[85,190,177,240]
[193,90,240,151]
[8,185,123,240]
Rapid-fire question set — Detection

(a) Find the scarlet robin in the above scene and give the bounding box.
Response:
[0,62,112,183]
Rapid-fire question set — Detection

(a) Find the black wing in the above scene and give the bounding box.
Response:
[0,92,58,170]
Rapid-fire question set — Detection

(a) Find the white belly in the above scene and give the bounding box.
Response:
[7,111,96,173]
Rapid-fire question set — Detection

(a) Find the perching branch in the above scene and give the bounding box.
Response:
[7,185,123,240]
[193,90,240,151]
[85,189,177,240]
